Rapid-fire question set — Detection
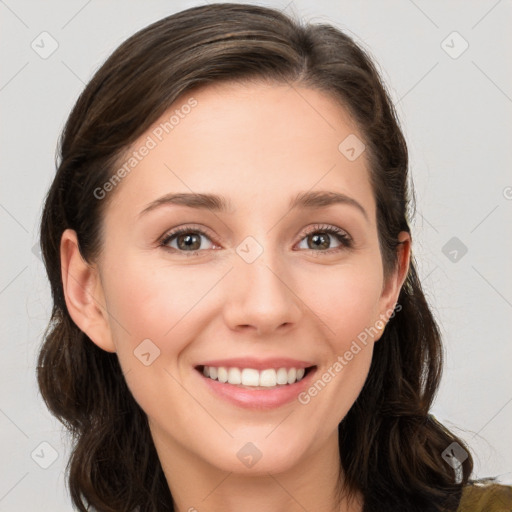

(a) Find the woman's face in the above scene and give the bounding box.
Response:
[64,81,409,477]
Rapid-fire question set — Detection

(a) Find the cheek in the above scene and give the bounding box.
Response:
[298,258,384,345]
[100,260,216,420]
[102,258,223,362]
[297,265,381,426]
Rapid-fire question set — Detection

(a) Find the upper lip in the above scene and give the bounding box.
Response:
[195,357,316,371]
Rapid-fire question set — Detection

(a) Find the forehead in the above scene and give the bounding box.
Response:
[103,81,374,223]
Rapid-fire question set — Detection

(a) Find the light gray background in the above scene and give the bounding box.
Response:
[1,0,511,510]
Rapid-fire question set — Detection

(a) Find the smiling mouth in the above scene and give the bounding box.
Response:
[194,365,317,389]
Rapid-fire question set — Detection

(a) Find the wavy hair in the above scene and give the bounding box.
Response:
[37,3,474,511]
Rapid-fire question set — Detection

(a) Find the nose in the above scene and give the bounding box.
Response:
[222,249,303,336]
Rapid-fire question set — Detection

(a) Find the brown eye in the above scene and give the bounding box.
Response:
[297,225,352,253]
[161,227,215,253]
[175,232,202,251]
[307,232,331,250]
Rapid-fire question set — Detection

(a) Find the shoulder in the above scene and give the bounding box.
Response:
[457,483,512,512]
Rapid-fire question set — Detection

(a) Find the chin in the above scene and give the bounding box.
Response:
[202,436,308,476]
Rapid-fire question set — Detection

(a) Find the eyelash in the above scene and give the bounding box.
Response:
[159,223,353,257]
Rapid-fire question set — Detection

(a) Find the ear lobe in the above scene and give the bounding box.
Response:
[60,228,116,353]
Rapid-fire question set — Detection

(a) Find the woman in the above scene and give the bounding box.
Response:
[36,3,511,511]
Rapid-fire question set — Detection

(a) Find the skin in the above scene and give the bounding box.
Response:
[60,81,410,512]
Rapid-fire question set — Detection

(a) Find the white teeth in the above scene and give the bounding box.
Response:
[201,366,309,387]
[217,367,228,383]
[287,368,297,384]
[241,368,259,386]
[227,367,241,385]
[259,369,277,387]
[276,367,288,385]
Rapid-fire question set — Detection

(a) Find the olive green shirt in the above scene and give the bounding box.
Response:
[457,484,512,511]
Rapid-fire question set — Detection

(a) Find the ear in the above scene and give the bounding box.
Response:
[60,228,116,353]
[375,231,411,339]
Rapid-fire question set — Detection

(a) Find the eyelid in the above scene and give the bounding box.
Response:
[301,223,350,239]
[159,223,219,246]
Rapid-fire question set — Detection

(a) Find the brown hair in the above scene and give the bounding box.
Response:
[37,3,474,511]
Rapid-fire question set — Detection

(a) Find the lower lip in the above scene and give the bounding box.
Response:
[196,367,317,410]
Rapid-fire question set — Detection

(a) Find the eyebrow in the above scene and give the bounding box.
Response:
[138,190,368,221]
